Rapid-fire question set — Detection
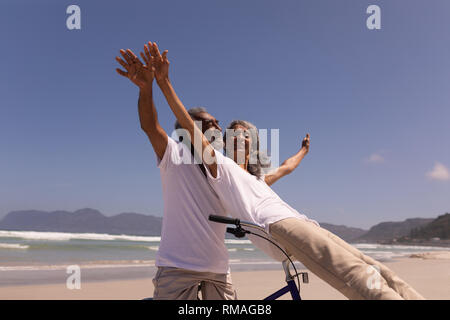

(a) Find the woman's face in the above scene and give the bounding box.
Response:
[227,124,252,163]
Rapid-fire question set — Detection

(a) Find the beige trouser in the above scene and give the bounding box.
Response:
[152,267,237,300]
[269,218,425,300]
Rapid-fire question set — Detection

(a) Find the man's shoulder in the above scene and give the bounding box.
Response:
[167,136,190,156]
[167,136,181,148]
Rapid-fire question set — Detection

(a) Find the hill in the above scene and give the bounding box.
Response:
[0,209,367,241]
[3,209,447,245]
[356,218,434,242]
[0,208,163,236]
[408,213,450,240]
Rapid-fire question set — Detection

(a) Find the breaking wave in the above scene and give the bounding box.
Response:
[0,230,161,242]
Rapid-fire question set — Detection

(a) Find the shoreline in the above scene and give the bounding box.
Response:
[371,240,450,248]
[0,256,448,300]
[0,251,449,288]
[0,260,298,288]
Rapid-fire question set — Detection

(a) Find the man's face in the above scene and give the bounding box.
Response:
[193,112,222,133]
[192,112,223,150]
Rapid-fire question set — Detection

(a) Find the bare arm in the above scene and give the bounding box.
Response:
[138,86,168,159]
[149,42,217,177]
[115,47,168,159]
[264,134,310,186]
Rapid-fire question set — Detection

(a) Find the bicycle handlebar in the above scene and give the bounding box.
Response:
[209,215,240,226]
[209,214,267,235]
[209,214,305,292]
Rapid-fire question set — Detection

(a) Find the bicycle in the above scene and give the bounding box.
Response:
[209,214,309,300]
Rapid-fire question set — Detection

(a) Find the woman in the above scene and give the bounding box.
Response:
[146,41,425,300]
[223,119,311,187]
[221,119,321,261]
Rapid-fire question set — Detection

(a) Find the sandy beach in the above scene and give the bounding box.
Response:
[0,254,449,300]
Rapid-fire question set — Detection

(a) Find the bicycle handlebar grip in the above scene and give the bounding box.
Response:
[209,215,240,226]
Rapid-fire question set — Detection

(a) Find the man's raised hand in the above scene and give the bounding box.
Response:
[115,48,154,89]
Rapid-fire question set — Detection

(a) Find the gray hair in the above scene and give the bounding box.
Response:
[224,120,271,180]
[174,107,208,130]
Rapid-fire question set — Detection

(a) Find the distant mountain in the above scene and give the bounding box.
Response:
[0,209,368,240]
[318,223,367,242]
[357,218,434,242]
[0,208,163,236]
[408,213,450,240]
[2,209,447,245]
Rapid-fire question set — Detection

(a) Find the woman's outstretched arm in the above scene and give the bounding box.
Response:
[148,42,218,177]
[264,134,310,186]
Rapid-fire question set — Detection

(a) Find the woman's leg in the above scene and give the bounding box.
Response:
[270,218,407,300]
[311,222,425,300]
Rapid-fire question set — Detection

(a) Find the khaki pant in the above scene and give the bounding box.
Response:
[269,218,425,300]
[152,267,237,300]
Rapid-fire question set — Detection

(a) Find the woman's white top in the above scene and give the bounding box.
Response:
[205,150,319,261]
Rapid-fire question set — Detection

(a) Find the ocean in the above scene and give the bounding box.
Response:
[1,230,448,268]
[0,230,448,286]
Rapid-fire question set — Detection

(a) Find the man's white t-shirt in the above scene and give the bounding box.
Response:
[205,150,320,261]
[155,137,229,274]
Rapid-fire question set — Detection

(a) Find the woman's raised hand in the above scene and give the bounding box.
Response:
[147,41,170,84]
[301,133,310,153]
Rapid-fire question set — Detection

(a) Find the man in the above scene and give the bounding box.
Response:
[115,43,236,300]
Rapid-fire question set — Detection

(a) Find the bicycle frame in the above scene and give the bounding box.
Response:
[264,260,301,300]
[210,215,308,300]
[240,220,304,299]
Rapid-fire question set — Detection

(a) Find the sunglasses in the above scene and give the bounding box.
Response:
[194,117,220,127]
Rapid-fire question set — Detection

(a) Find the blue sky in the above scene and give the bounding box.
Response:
[0,0,449,229]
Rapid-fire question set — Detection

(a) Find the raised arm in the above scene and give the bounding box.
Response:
[149,42,218,177]
[264,134,310,186]
[115,46,168,159]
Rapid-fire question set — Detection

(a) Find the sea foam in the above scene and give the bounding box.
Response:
[0,243,29,250]
[0,230,161,242]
